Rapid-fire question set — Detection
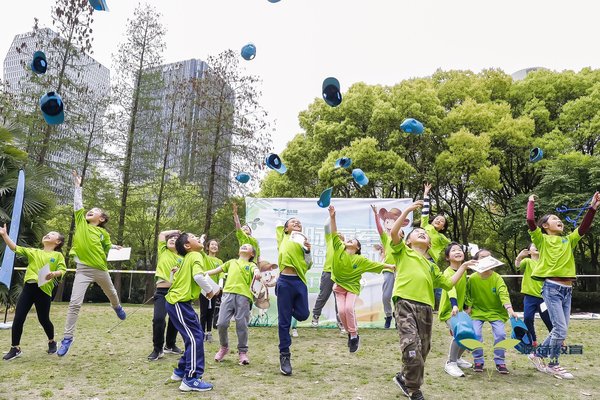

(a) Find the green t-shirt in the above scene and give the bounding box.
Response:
[530,227,580,279]
[70,208,111,270]
[276,226,311,285]
[390,241,453,308]
[328,233,387,295]
[236,229,260,260]
[380,232,396,269]
[323,234,334,273]
[166,251,206,304]
[222,258,258,300]
[15,246,66,297]
[465,272,511,322]
[206,255,224,284]
[519,258,543,298]
[421,215,451,263]
[155,240,183,283]
[438,266,467,322]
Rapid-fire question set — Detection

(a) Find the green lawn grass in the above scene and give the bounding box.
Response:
[0,303,598,400]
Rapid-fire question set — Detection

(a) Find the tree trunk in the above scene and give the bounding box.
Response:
[202,102,224,238]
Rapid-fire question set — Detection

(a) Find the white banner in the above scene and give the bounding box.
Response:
[245,197,413,328]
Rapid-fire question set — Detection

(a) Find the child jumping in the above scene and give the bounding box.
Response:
[527,193,600,379]
[390,201,474,400]
[167,233,216,392]
[209,244,260,365]
[233,203,260,261]
[438,242,472,377]
[1,225,66,360]
[148,230,183,361]
[328,205,395,352]
[58,171,125,357]
[465,249,518,374]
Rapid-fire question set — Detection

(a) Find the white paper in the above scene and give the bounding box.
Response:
[540,302,548,313]
[107,247,132,262]
[470,256,504,273]
[201,276,222,297]
[38,264,52,287]
[290,231,308,250]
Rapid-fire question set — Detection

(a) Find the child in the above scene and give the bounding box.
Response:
[389,201,474,400]
[465,249,518,374]
[371,204,402,329]
[1,225,66,360]
[515,243,553,356]
[208,244,260,365]
[58,171,125,357]
[148,230,183,361]
[167,233,216,392]
[275,217,312,376]
[201,239,223,343]
[328,205,395,352]
[233,203,260,261]
[438,242,472,377]
[527,193,600,379]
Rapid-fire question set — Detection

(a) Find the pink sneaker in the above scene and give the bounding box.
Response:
[239,352,249,365]
[214,346,228,362]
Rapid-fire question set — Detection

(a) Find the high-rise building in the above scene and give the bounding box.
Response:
[132,58,232,205]
[3,28,110,201]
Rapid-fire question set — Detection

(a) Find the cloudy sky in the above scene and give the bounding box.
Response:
[2,0,600,153]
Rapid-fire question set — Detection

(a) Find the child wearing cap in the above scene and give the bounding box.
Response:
[438,242,472,377]
[465,249,518,374]
[275,217,312,376]
[389,201,474,400]
[58,171,125,357]
[327,205,395,352]
[208,244,260,366]
[233,203,260,261]
[166,233,216,392]
[1,225,66,361]
[148,230,183,361]
[526,193,600,379]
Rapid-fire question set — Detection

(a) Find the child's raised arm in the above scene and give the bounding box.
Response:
[0,224,16,251]
[577,192,600,236]
[73,170,83,212]
[527,194,537,231]
[328,205,338,234]
[391,200,423,245]
[421,183,432,227]
[233,203,242,230]
[370,204,383,235]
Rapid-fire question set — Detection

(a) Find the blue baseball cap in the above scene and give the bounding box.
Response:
[317,187,333,208]
[352,168,368,187]
[322,77,342,107]
[529,147,543,163]
[334,157,352,169]
[235,173,251,184]
[265,153,287,174]
[89,0,109,11]
[39,92,64,125]
[241,43,256,61]
[30,51,47,74]
[400,118,424,134]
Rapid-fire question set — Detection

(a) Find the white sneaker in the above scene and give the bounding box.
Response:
[445,361,465,377]
[528,354,546,372]
[456,358,472,369]
[311,318,319,327]
[545,365,574,379]
[291,329,299,338]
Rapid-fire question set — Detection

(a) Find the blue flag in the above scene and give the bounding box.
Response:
[0,169,25,288]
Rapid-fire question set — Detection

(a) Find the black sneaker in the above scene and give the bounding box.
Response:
[148,350,164,361]
[384,316,392,329]
[409,390,425,400]
[349,336,360,353]
[164,345,183,354]
[393,373,410,397]
[496,364,509,374]
[3,346,22,361]
[47,341,57,354]
[279,353,292,376]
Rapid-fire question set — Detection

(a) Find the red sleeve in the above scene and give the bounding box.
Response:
[578,207,597,236]
[527,201,537,231]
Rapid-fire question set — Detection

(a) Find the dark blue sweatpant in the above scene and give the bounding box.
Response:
[166,301,205,378]
[523,294,553,342]
[276,274,310,354]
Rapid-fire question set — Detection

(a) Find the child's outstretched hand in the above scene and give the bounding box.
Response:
[424,182,432,197]
[72,170,82,187]
[232,203,238,215]
[409,200,424,211]
[528,194,537,202]
[516,249,530,261]
[451,305,459,317]
[0,223,7,236]
[591,192,600,210]
[328,205,336,218]
[370,204,377,214]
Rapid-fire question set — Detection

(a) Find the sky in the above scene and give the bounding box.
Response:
[2,0,600,153]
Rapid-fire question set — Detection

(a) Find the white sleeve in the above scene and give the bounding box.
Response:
[193,273,214,293]
[74,186,83,212]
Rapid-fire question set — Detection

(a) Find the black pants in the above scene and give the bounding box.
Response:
[153,287,178,352]
[12,282,54,346]
[199,294,218,333]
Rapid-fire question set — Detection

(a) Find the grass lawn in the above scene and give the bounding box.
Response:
[0,303,598,400]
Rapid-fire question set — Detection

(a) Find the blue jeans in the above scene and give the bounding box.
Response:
[472,320,506,365]
[522,294,553,343]
[540,280,572,366]
[166,301,205,379]
[276,274,309,354]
